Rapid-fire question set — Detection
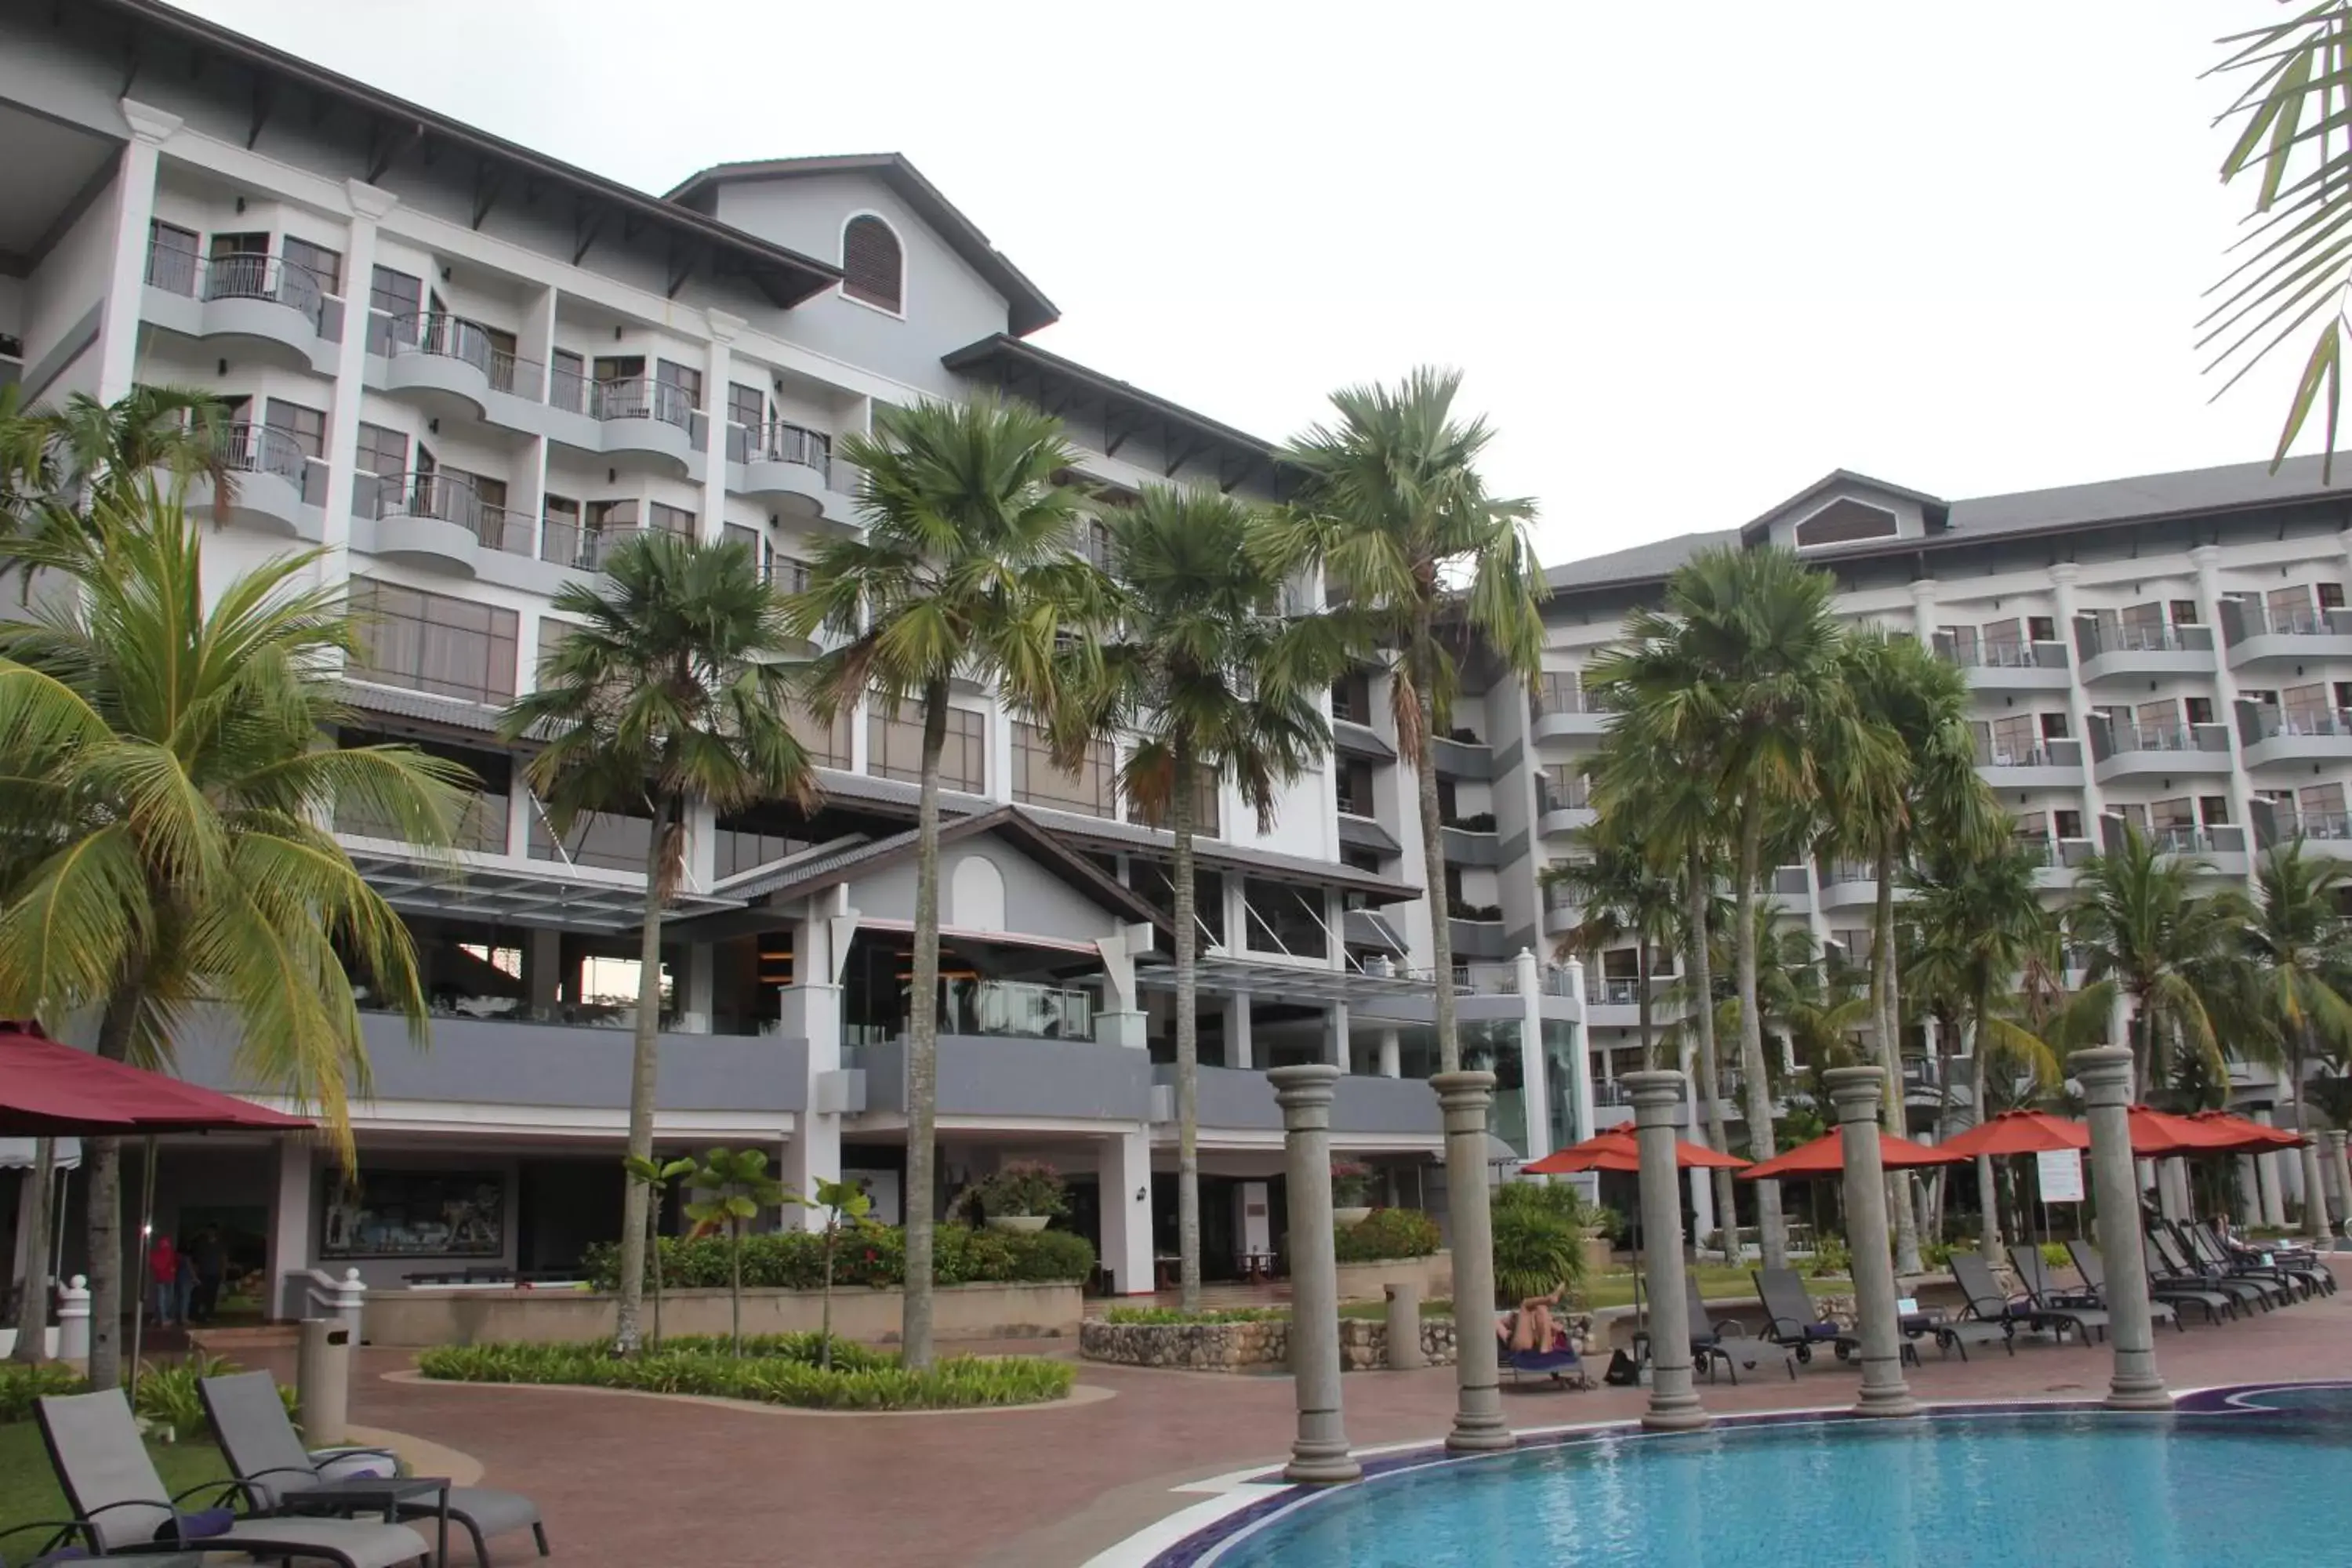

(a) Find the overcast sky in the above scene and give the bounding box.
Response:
[179,0,2292,569]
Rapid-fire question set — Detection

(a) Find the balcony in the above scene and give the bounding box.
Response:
[2241,707,2352,770]
[2091,723,2234,783]
[539,517,695,575]
[1440,815,1502,866]
[549,371,705,471]
[2220,601,2352,670]
[378,312,544,415]
[2075,620,2216,683]
[370,472,532,576]
[142,243,341,374]
[1944,639,2074,692]
[1432,731,1494,781]
[2270,811,2352,858]
[1537,782,1594,840]
[1530,689,1611,743]
[2147,824,2249,875]
[1156,1064,1441,1141]
[2029,837,2097,887]
[198,422,318,538]
[1816,861,1878,912]
[731,420,848,519]
[1973,739,2085,789]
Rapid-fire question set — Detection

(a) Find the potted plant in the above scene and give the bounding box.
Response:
[1331,1160,1377,1226]
[960,1160,1069,1232]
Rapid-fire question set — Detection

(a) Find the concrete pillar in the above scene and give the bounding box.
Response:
[2047,564,2109,823]
[1823,1066,1918,1418]
[699,311,739,543]
[1227,994,1254,1071]
[778,915,844,1232]
[318,180,397,557]
[1096,1127,1155,1298]
[1323,1001,1350,1069]
[1625,1069,1708,1432]
[1268,1065,1360,1484]
[1689,1164,1718,1258]
[2256,1109,2288,1228]
[1907,578,1937,642]
[1514,948,1552,1162]
[1432,1071,1512,1453]
[2072,1046,2172,1410]
[1377,1029,1402,1079]
[2235,1152,2265,1226]
[97,100,181,402]
[681,942,714,1034]
[2158,1158,2190,1222]
[266,1139,315,1321]
[526,927,564,1014]
[55,1276,90,1362]
[2328,1131,2351,1239]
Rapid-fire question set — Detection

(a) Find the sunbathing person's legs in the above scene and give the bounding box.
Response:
[1514,1285,1566,1351]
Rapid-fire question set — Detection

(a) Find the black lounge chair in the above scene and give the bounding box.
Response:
[2186,1223,2318,1301]
[2008,1245,2110,1344]
[1751,1266,1848,1371]
[34,1388,430,1568]
[2064,1239,2201,1328]
[1684,1272,1776,1385]
[2152,1227,2278,1311]
[1949,1250,2040,1334]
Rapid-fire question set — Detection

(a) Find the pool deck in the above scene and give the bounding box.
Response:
[285,1260,2352,1568]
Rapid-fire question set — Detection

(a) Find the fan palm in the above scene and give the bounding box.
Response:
[785,395,1109,1368]
[0,488,465,1386]
[1062,485,1334,1312]
[499,528,815,1355]
[2241,845,2352,1240]
[0,385,235,563]
[2068,824,2249,1098]
[1545,822,1679,1069]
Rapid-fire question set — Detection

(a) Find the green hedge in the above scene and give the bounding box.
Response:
[0,1362,85,1425]
[1333,1207,1441,1263]
[583,1221,1094,1292]
[416,1337,1074,1411]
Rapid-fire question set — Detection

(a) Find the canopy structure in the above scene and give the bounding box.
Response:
[0,1023,311,1138]
[1740,1129,1966,1181]
[1522,1126,1749,1176]
[1938,1109,2088,1159]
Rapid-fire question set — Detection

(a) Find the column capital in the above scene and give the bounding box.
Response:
[119,100,183,146]
[345,180,399,221]
[1622,1069,1685,1127]
[2328,1128,2349,1153]
[1268,1062,1341,1123]
[2067,1044,2136,1105]
[1822,1065,1887,1123]
[1428,1069,1495,1135]
[2049,561,2080,585]
[1907,578,1936,604]
[2189,543,2224,569]
[706,307,747,342]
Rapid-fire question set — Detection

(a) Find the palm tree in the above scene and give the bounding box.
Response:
[2068,824,2249,1098]
[0,385,235,567]
[1061,485,1333,1312]
[786,395,1107,1369]
[0,488,464,1387]
[2241,844,2352,1240]
[1545,822,1679,1068]
[499,529,814,1355]
[1835,630,1996,1270]
[1594,545,1884,1268]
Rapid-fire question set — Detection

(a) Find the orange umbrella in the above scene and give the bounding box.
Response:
[1739,1128,1967,1181]
[1522,1125,1750,1175]
[2185,1109,2306,1153]
[1939,1109,2089,1159]
[2126,1105,2243,1156]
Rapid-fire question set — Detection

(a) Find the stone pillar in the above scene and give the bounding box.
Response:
[265,1139,315,1322]
[1431,1071,1512,1452]
[97,100,182,403]
[1096,1127,1155,1298]
[1377,1029,1402,1079]
[318,180,397,557]
[2329,1131,2351,1239]
[55,1276,90,1362]
[1823,1066,1918,1418]
[2071,1046,2172,1410]
[1227,994,1254,1071]
[1268,1065,1360,1483]
[1625,1070,1708,1432]
[2256,1109,2288,1229]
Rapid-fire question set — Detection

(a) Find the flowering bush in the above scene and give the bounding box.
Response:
[956,1160,1070,1220]
[1330,1160,1378,1207]
[1333,1207,1441,1261]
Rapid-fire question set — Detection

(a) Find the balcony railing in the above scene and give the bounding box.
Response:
[2117,725,2216,754]
[217,422,309,488]
[2256,707,2352,740]
[2087,623,2203,656]
[1944,639,2048,669]
[376,472,530,555]
[1594,977,1645,1007]
[2288,811,2352,842]
[540,517,664,572]
[1818,861,1875,887]
[2243,605,2346,638]
[1532,685,1609,717]
[1976,741,2082,769]
[146,242,328,333]
[2027,837,2096,868]
[550,372,699,430]
[731,419,833,470]
[1538,781,1591,813]
[2150,826,2239,856]
[382,312,542,399]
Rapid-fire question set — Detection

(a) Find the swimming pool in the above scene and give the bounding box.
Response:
[1175,1387,2352,1567]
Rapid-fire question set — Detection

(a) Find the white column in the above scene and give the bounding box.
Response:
[2188,545,2261,868]
[2048,564,2108,825]
[681,942,713,1035]
[1323,1000,1350,1069]
[96,100,182,403]
[318,180,397,556]
[2236,1152,2266,1225]
[526,927,564,1013]
[2256,1108,2288,1227]
[1515,947,1552,1161]
[699,310,739,543]
[1228,993,1254,1070]
[1564,960,1595,1147]
[266,1139,315,1322]
[1096,1127,1154,1297]
[1907,579,1938,642]
[1377,1028,1402,1079]
[779,913,844,1231]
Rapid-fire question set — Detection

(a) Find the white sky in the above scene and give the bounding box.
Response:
[179,0,2296,569]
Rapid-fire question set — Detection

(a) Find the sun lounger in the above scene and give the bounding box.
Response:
[1949,1250,2039,1332]
[201,1370,549,1566]
[2008,1245,2110,1344]
[2151,1228,2278,1311]
[1494,1314,1592,1388]
[34,1388,430,1568]
[2187,1223,2318,1301]
[2064,1239,2199,1327]
[1751,1266,1851,1370]
[1684,1272,1777,1385]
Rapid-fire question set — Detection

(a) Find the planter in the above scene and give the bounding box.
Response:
[1333,1206,1374,1227]
[986,1215,1051,1233]
[363,1280,1083,1347]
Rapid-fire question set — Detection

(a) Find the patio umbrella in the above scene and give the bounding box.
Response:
[1523,1127,1749,1337]
[1737,1129,1967,1182]
[2184,1109,2306,1153]
[2125,1105,2241,1157]
[1937,1111,2090,1254]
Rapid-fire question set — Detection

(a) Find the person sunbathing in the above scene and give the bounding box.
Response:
[1508,1283,1567,1352]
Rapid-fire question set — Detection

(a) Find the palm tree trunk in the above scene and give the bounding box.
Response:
[612,806,672,1356]
[1734,796,1784,1269]
[10,1138,53,1364]
[1418,691,1459,1073]
[1971,988,1999,1258]
[1869,842,1922,1275]
[1171,752,1203,1312]
[1931,1010,1963,1241]
[902,679,951,1370]
[1686,840,1738,1258]
[2294,1028,2331,1240]
[85,985,143,1392]
[1635,943,1654,1069]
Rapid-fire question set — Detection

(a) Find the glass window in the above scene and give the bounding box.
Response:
[368,265,423,352]
[656,359,702,408]
[2269,584,2314,628]
[2134,698,2179,742]
[868,706,985,793]
[1334,758,1375,816]
[2151,797,2194,832]
[2183,695,2215,726]
[2054,809,2084,840]
[281,236,343,296]
[1130,764,1219,838]
[1988,713,2038,763]
[1939,625,1980,664]
[1981,618,2023,652]
[1130,863,1224,949]
[785,701,851,768]
[728,382,766,432]
[2283,683,2330,732]
[264,398,327,459]
[347,578,518,705]
[550,350,586,413]
[586,499,638,532]
[144,220,199,293]
[1011,721,1112,817]
[356,423,408,477]
[1243,878,1327,959]
[649,502,695,537]
[2300,782,2346,820]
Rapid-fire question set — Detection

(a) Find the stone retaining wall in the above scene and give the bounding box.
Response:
[364,1281,1080,1348]
[1080,1310,1571,1374]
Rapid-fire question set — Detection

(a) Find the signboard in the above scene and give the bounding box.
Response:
[2036,1148,2086,1204]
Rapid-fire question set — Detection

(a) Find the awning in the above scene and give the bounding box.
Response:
[1138,954,1436,1007]
[340,840,739,934]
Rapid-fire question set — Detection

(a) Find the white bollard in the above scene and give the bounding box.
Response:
[330,1266,367,1343]
[54,1275,90,1363]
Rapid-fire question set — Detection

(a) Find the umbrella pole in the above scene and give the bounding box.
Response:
[128,1135,157,1403]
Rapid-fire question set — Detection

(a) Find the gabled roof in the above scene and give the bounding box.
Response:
[666,154,1059,335]
[1737,468,1946,539]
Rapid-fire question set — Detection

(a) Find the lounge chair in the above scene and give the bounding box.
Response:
[2187,1223,2319,1301]
[2063,1239,2200,1328]
[1494,1313,1592,1388]
[2007,1245,2110,1344]
[34,1388,430,1568]
[1751,1266,1847,1370]
[1684,1272,1771,1385]
[1949,1250,2039,1334]
[0,1522,204,1568]
[2151,1228,2278,1311]
[201,1370,549,1566]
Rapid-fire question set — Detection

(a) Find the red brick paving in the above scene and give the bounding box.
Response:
[291,1265,2352,1568]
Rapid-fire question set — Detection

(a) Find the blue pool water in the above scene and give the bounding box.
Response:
[1208,1399,2352,1567]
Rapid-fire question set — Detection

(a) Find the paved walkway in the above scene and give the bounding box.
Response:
[293,1266,2352,1568]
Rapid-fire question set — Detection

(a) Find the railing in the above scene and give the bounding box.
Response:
[2151,826,2240,856]
[939,978,1094,1040]
[1531,685,1608,717]
[145,241,328,332]
[2089,622,2200,655]
[2256,708,2352,740]
[1818,861,1875,887]
[539,518,656,572]
[2288,811,2352,842]
[550,372,698,430]
[2029,837,2096,868]
[2244,605,2342,638]
[339,789,509,855]
[376,472,529,555]
[771,556,812,595]
[382,312,542,399]
[1595,977,1644,1006]
[1538,782,1591,813]
[734,419,832,470]
[2117,725,2210,753]
[1976,742,2080,769]
[217,422,309,487]
[1335,789,1374,818]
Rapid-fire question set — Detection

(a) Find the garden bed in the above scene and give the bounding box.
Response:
[415,1334,1076,1411]
[1079,1310,1467,1373]
[367,1279,1083,1348]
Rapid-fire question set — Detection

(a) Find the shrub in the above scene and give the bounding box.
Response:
[1334,1207,1441,1263]
[953,1160,1069,1221]
[1807,1234,1853,1279]
[1101,1305,1287,1324]
[1330,1160,1377,1207]
[1920,1239,1955,1271]
[416,1338,1073,1410]
[1489,1184,1585,1304]
[584,1222,1095,1292]
[2040,1241,2071,1269]
[0,1361,86,1424]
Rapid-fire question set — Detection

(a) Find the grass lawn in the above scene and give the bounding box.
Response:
[1333,1267,1849,1319]
[0,1423,232,1552]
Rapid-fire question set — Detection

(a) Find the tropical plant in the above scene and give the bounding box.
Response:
[2067,823,2249,1097]
[796,1175,873,1370]
[1330,1160,1377,1207]
[0,490,463,1389]
[1488,1181,1592,1305]
[499,528,814,1356]
[681,1147,789,1355]
[786,397,1109,1369]
[416,1337,1076,1411]
[585,1223,1095,1293]
[955,1160,1069,1221]
[620,1153,696,1350]
[1255,366,1543,1341]
[1332,1206,1442,1261]
[1546,821,1680,1068]
[1061,484,1333,1312]
[2241,844,2352,1240]
[0,383,234,566]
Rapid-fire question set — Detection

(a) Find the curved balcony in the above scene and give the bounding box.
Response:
[2242,709,2352,770]
[2077,623,2216,684]
[1944,640,2074,692]
[1973,739,2085,790]
[1530,695,1611,745]
[378,313,543,416]
[733,420,835,513]
[141,244,339,373]
[2092,724,2234,783]
[203,423,311,537]
[1816,862,1878,912]
[2150,825,2249,877]
[372,473,531,576]
[1538,802,1595,839]
[2223,605,2352,670]
[550,371,702,469]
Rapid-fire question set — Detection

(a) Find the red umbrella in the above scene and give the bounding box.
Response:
[1739,1128,1967,1181]
[1523,1126,1751,1175]
[1939,1109,2089,1159]
[0,1022,310,1136]
[2185,1109,2306,1153]
[2126,1105,2241,1157]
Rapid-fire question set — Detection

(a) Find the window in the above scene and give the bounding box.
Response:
[1939,625,1980,665]
[1540,763,1585,811]
[2117,602,2164,646]
[2039,711,2071,739]
[264,398,326,459]
[354,423,408,517]
[2169,599,2201,626]
[2054,809,2084,840]
[1331,671,1372,724]
[2300,782,2346,824]
[2283,682,2330,732]
[2322,583,2347,611]
[145,220,198,293]
[1130,763,1220,838]
[541,495,583,566]
[281,236,343,296]
[841,215,904,313]
[1987,713,2038,763]
[2269,585,2314,628]
[728,381,765,434]
[586,499,637,532]
[868,706,985,793]
[2199,795,2231,826]
[1131,864,1225,947]
[1243,878,1327,959]
[550,350,586,412]
[656,358,702,414]
[1011,720,1113,817]
[346,579,518,705]
[784,702,851,769]
[2134,698,2179,742]
[649,503,695,537]
[2013,811,2048,841]
[1791,498,1897,548]
[1534,672,1583,715]
[1981,618,2024,655]
[2027,615,2058,642]
[1335,758,1376,817]
[368,264,423,352]
[2151,797,2194,832]
[1341,848,1382,875]
[2183,696,2214,726]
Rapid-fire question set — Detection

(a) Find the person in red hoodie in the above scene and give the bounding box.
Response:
[147,1232,180,1327]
